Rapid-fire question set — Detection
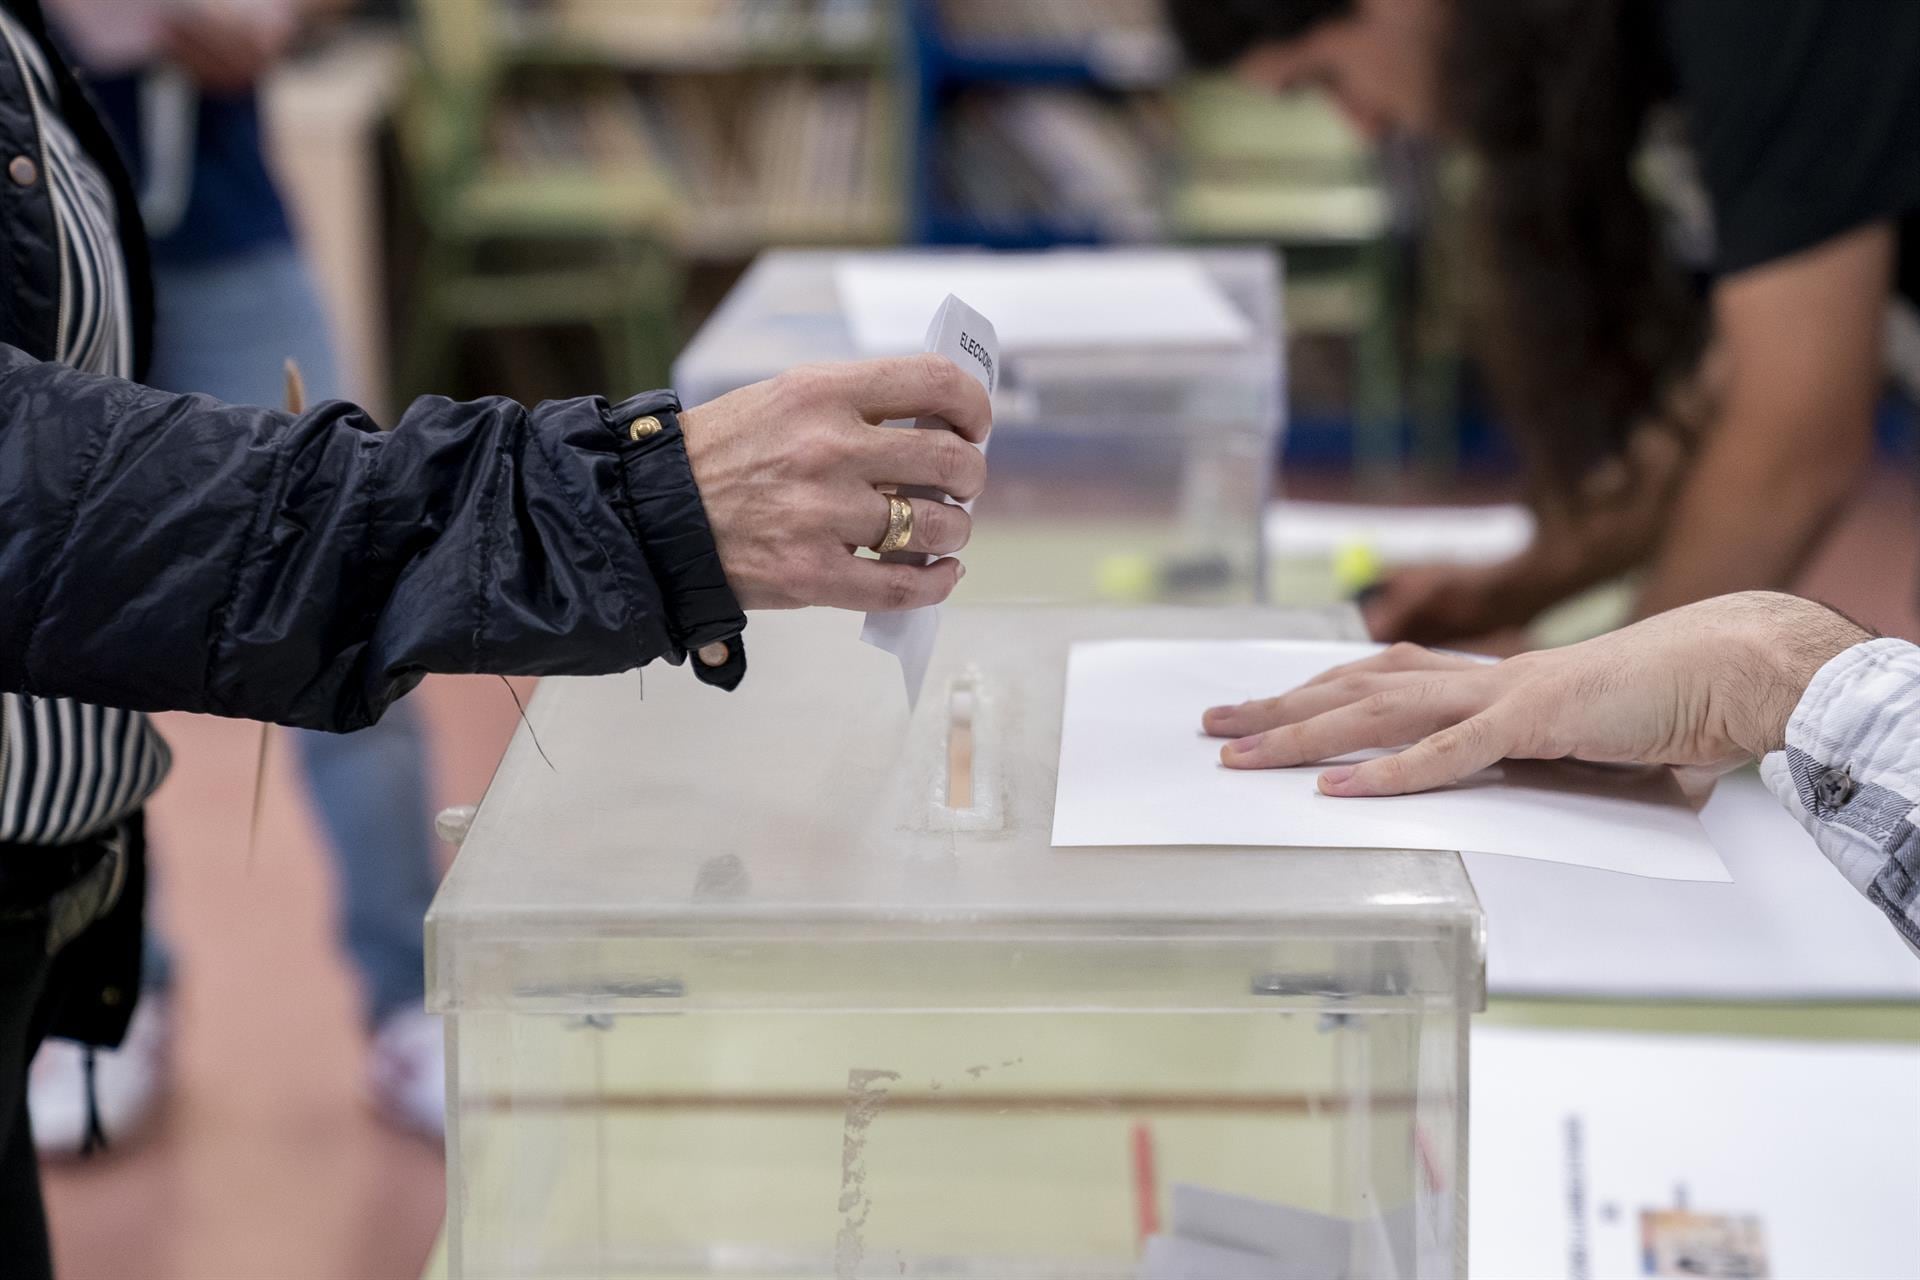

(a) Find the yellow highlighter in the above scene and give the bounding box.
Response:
[1334,539,1384,600]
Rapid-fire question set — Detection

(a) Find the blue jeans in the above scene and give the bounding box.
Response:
[141,244,439,1027]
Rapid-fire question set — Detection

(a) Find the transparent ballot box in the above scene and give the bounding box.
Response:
[430,608,1483,1280]
[673,250,1284,604]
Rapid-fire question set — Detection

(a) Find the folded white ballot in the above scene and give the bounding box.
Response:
[1139,1185,1375,1280]
[860,294,1000,704]
[1051,639,1730,881]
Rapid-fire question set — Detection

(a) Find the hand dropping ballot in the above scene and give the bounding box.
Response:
[861,294,999,703]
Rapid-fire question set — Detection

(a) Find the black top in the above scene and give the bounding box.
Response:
[1663,0,1920,300]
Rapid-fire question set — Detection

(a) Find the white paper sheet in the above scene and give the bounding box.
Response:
[1465,770,1920,999]
[859,294,999,703]
[1051,640,1729,881]
[1471,1026,1920,1279]
[1266,501,1537,568]
[834,253,1250,355]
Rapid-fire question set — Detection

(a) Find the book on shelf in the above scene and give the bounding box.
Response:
[492,71,886,243]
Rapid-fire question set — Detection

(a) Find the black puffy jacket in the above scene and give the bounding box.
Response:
[0,0,746,733]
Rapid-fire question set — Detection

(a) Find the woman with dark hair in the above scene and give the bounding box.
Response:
[1170,0,1914,648]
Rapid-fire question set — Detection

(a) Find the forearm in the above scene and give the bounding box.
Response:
[1759,637,1920,953]
[1632,425,1862,619]
[0,346,742,731]
[1634,224,1891,619]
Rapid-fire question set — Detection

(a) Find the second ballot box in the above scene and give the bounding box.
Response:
[673,249,1284,605]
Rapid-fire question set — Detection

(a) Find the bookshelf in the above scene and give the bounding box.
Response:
[394,0,910,402]
[412,0,907,263]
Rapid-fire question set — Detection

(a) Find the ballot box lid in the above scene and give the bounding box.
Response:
[671,248,1283,438]
[427,607,1484,1014]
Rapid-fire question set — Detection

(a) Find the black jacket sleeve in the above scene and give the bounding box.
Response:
[0,343,746,732]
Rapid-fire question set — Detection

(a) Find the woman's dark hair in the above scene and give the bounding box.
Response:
[1444,0,1703,498]
[1166,0,1705,503]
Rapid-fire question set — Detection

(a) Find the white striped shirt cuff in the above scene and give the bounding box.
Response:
[1760,637,1920,951]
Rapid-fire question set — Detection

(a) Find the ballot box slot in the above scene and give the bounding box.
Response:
[927,669,1001,832]
[947,678,975,812]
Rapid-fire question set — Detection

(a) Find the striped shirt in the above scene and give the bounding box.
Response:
[1760,638,1920,955]
[0,8,168,844]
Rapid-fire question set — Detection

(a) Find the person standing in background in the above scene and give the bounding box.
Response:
[30,0,449,1146]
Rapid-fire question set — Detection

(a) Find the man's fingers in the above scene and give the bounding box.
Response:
[1302,642,1479,689]
[1318,712,1514,797]
[1219,679,1491,769]
[1203,670,1450,738]
[840,355,993,443]
[854,424,987,502]
[846,491,972,556]
[810,555,965,613]
[1203,647,1489,737]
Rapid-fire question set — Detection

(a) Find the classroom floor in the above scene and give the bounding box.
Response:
[37,462,1920,1280]
[39,676,531,1280]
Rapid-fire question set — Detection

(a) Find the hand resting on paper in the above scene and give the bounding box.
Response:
[1203,592,1869,797]
[679,355,989,613]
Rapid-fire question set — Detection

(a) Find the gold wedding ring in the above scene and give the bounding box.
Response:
[874,493,914,554]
